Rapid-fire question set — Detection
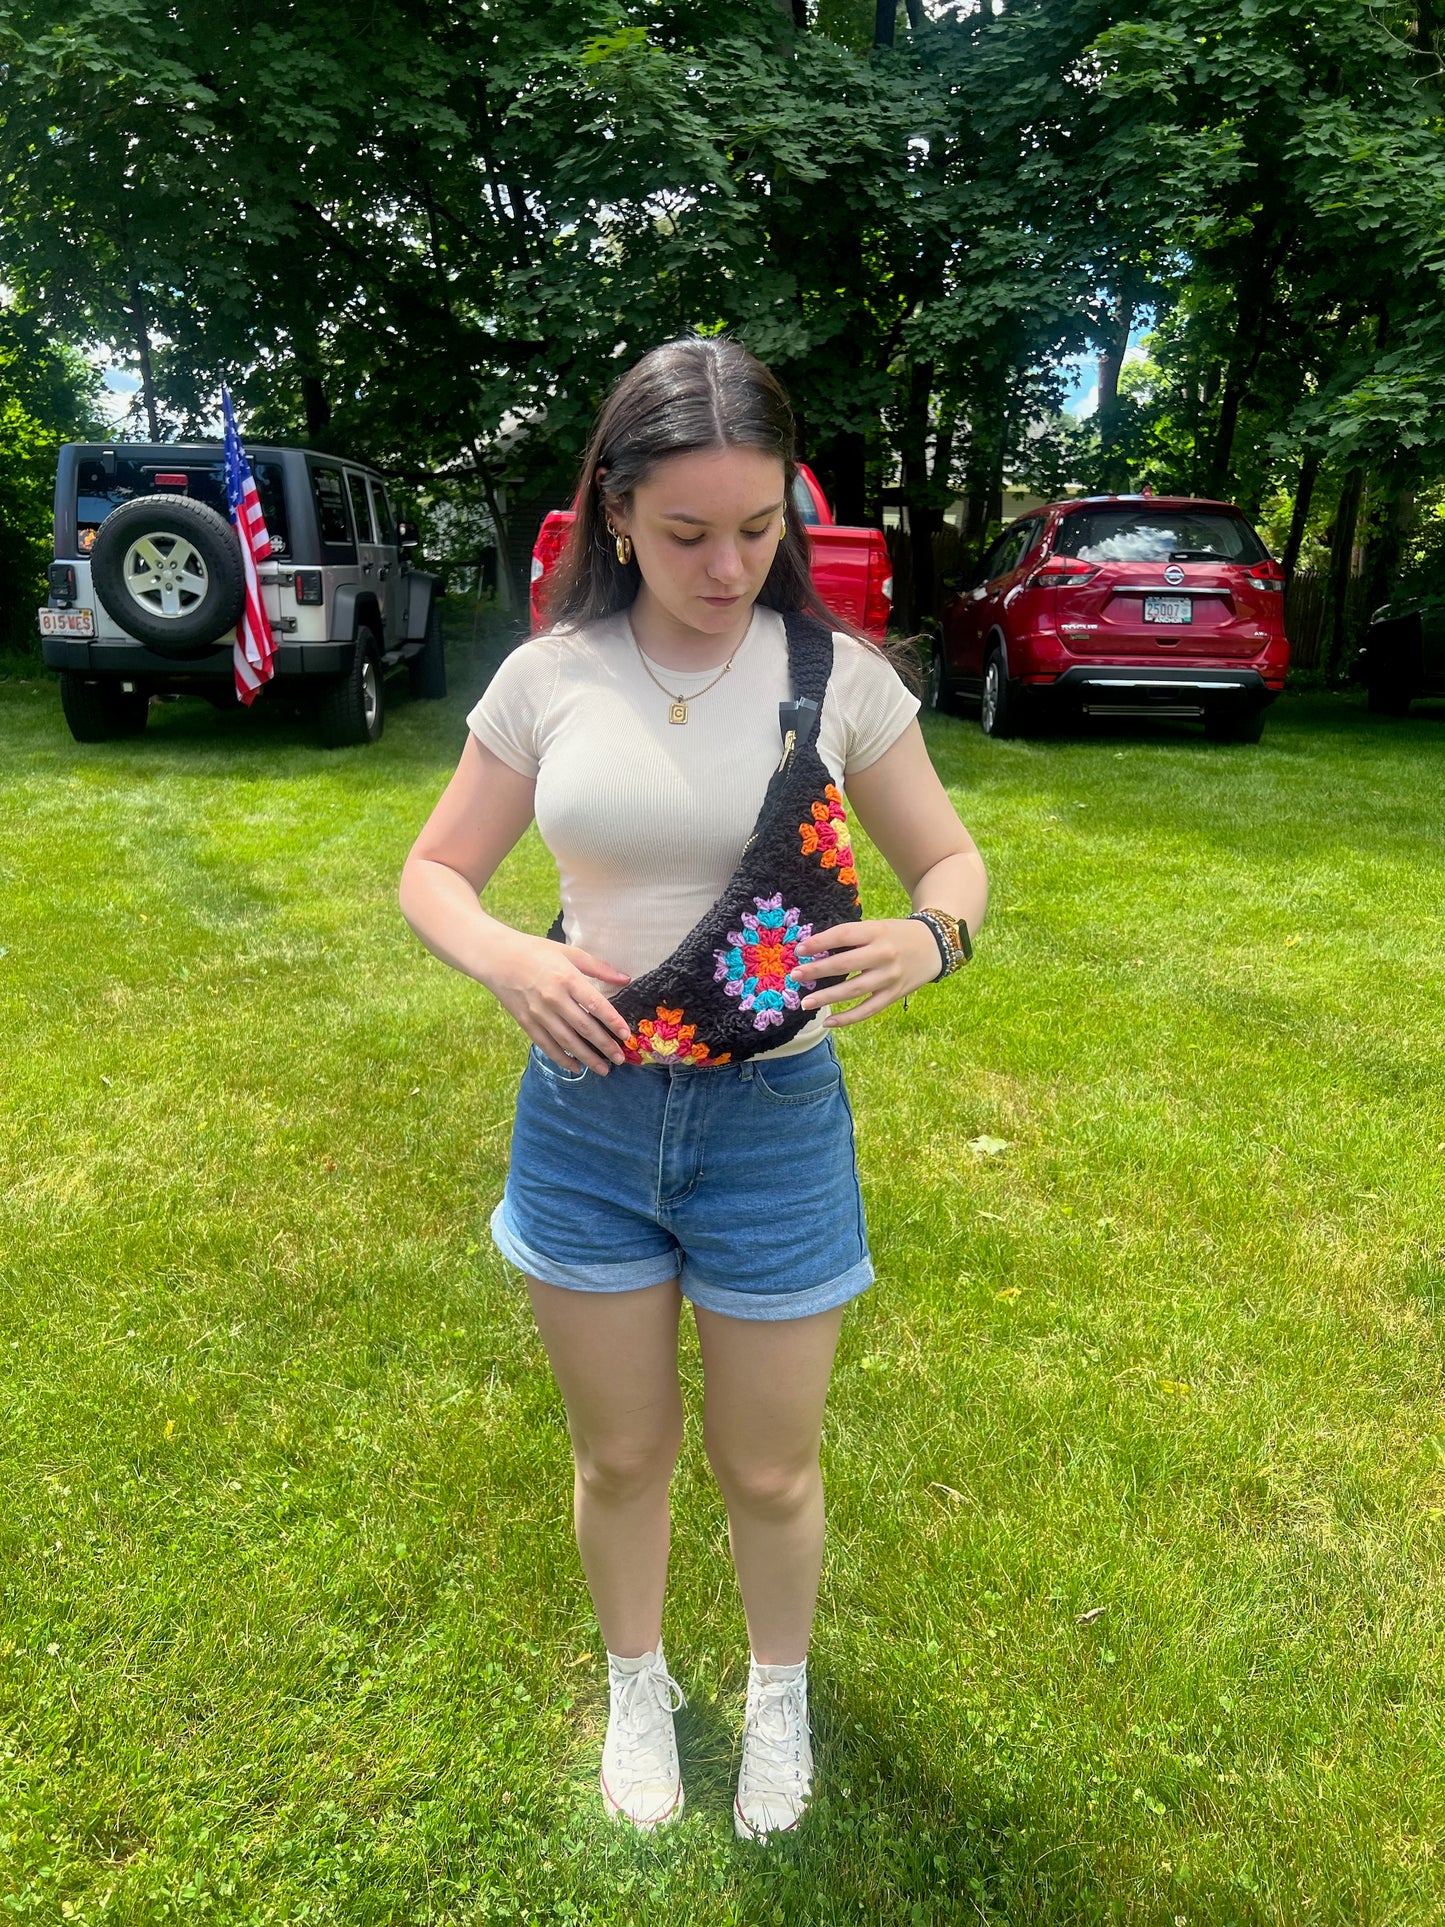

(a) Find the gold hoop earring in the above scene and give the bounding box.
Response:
[606,520,632,566]
[779,513,787,538]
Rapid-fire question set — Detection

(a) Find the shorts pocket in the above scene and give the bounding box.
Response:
[750,1041,843,1105]
[529,1041,590,1084]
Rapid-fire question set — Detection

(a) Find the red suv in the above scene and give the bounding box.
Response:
[928,495,1290,742]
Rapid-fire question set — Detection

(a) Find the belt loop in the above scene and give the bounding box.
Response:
[739,1059,754,1083]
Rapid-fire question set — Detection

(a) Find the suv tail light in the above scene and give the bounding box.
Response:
[1026,557,1099,587]
[1246,559,1285,593]
[293,570,323,605]
[48,562,77,607]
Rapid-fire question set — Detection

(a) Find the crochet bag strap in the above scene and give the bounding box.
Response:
[543,607,834,945]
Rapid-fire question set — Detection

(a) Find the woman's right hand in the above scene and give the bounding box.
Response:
[485,935,635,1074]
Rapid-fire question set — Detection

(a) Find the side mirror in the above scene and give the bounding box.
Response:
[396,519,420,551]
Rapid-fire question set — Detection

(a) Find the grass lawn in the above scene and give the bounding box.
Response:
[2,623,1444,1924]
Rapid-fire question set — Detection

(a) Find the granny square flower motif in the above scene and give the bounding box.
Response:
[713,895,813,1030]
[622,1005,731,1067]
[800,785,858,889]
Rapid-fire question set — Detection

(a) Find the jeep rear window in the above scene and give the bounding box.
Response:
[1053,507,1267,565]
[368,480,395,543]
[311,466,352,546]
[346,471,374,543]
[74,456,291,557]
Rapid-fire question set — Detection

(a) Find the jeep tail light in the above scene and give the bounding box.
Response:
[293,569,323,605]
[1246,559,1285,593]
[48,562,77,606]
[154,472,188,487]
[1027,557,1099,587]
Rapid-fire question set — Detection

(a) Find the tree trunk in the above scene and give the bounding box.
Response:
[1324,467,1366,680]
[1280,451,1319,588]
[822,428,867,528]
[129,280,160,440]
[470,439,514,615]
[903,0,925,28]
[302,376,332,442]
[1361,470,1415,621]
[1096,291,1133,493]
[1203,243,1279,497]
[873,0,895,47]
[899,359,937,628]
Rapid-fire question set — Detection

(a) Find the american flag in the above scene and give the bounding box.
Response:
[221,385,275,705]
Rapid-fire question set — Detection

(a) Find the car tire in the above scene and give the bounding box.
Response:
[317,629,385,747]
[979,649,1022,739]
[1367,684,1411,717]
[407,601,447,700]
[90,497,247,657]
[59,673,150,743]
[1205,708,1266,744]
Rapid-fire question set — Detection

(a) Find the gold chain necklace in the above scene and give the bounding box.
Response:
[631,621,750,724]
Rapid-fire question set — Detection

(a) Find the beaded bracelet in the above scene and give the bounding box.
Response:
[910,907,972,978]
[900,907,972,1011]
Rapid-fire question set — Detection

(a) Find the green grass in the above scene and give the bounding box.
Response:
[2,627,1444,1924]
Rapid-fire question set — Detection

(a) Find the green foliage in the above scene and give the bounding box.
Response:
[0,303,104,660]
[1,0,1443,627]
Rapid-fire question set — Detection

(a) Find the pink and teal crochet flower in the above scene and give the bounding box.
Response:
[713,894,813,1030]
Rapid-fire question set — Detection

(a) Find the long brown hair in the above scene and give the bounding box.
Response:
[543,334,920,691]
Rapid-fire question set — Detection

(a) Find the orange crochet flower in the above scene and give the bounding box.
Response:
[622,1005,731,1068]
[799,784,858,889]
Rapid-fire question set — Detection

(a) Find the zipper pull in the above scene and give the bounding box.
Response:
[776,726,797,773]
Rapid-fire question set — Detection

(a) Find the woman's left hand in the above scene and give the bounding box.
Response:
[791,918,943,1027]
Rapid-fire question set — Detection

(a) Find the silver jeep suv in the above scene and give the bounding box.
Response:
[40,442,445,746]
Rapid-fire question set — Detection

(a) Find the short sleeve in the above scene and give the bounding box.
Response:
[830,633,922,776]
[465,639,560,778]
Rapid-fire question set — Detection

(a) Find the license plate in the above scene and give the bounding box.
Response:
[1144,596,1191,625]
[39,607,95,636]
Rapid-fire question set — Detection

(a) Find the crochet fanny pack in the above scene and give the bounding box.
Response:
[543,608,864,1066]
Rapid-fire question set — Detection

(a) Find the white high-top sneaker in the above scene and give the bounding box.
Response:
[599,1642,687,1831]
[734,1657,814,1840]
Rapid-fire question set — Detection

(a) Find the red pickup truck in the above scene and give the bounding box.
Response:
[529,463,893,638]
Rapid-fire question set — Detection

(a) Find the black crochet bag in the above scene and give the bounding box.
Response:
[544,608,865,1065]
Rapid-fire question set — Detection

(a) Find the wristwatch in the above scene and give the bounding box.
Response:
[909,907,972,979]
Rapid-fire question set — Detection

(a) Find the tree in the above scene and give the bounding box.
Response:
[0,303,105,658]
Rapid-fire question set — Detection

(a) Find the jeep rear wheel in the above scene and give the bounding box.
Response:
[317,630,384,747]
[59,673,150,743]
[90,496,246,656]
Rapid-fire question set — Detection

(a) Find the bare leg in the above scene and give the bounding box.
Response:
[525,1274,686,1659]
[694,1301,847,1666]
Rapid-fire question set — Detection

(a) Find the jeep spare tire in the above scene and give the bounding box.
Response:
[91,496,247,657]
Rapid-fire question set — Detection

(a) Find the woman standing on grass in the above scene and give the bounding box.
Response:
[399,336,987,1840]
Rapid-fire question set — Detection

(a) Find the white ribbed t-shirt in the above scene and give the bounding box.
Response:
[466,602,921,1058]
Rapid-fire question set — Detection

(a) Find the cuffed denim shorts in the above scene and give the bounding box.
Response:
[490,1034,874,1322]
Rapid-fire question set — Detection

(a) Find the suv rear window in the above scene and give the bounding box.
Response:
[75,456,292,557]
[1054,506,1267,565]
[311,466,353,547]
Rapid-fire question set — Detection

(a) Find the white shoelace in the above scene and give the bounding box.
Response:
[607,1656,687,1792]
[741,1676,810,1803]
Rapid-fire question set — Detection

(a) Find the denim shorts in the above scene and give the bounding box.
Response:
[490,1034,874,1321]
